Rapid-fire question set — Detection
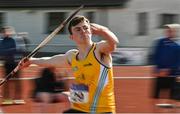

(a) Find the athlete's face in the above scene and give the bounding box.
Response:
[70,20,92,44]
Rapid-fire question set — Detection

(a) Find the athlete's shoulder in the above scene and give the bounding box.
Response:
[65,49,78,65]
[66,49,78,55]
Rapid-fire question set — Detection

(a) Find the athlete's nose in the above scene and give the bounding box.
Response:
[81,28,86,33]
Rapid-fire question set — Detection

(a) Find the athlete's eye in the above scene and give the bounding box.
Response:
[83,26,88,30]
[75,28,81,32]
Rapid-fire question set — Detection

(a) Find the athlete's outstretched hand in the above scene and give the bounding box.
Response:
[18,57,31,69]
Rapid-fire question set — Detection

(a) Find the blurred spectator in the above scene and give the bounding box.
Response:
[151,24,180,112]
[0,26,25,105]
[13,33,29,105]
[16,32,30,52]
[31,67,70,113]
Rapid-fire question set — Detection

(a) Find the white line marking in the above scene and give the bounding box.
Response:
[0,76,155,80]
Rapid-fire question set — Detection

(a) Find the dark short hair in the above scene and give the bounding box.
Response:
[68,15,89,34]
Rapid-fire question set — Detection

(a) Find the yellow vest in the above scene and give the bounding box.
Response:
[70,43,115,113]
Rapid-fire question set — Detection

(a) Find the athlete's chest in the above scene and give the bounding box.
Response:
[72,60,99,81]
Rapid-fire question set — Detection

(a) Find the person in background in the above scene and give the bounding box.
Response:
[19,15,119,113]
[151,24,180,112]
[0,26,25,105]
[16,32,30,54]
[31,67,69,113]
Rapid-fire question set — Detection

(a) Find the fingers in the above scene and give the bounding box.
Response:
[90,23,108,32]
[90,23,101,35]
[18,57,30,69]
[90,23,97,27]
[90,23,102,30]
[19,57,28,65]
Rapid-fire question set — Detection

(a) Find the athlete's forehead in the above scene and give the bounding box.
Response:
[71,20,90,29]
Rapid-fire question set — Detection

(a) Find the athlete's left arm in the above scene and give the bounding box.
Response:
[91,23,119,54]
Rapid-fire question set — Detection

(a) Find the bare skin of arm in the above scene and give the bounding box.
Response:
[19,49,77,69]
[90,23,119,67]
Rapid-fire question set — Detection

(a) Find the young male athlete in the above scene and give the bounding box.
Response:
[20,15,119,113]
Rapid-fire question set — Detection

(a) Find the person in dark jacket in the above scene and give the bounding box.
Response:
[0,26,25,105]
[152,24,180,112]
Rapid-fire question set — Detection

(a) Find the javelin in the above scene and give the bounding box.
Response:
[0,5,84,86]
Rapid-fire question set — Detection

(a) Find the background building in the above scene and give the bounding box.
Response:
[0,0,179,65]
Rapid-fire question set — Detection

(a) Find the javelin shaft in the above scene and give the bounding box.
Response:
[0,5,84,86]
[27,5,84,58]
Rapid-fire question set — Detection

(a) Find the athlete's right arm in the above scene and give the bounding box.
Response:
[19,49,77,69]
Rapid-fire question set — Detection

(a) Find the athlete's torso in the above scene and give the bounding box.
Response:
[70,43,115,113]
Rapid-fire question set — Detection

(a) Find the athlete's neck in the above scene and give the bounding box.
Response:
[77,42,93,60]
